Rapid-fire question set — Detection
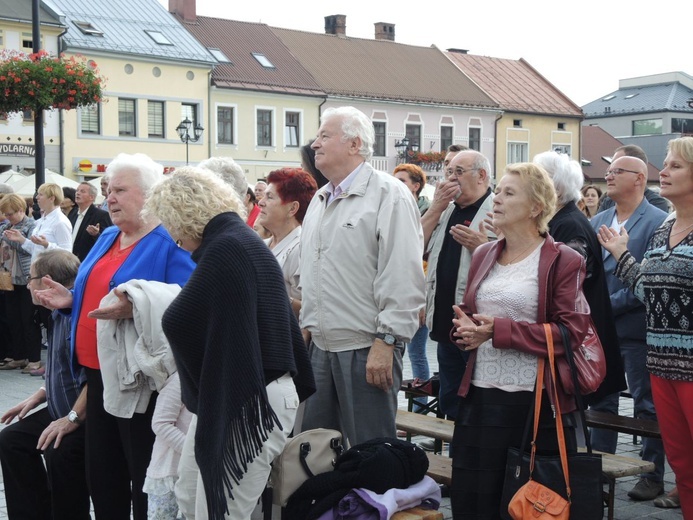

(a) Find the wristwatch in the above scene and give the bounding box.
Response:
[67,410,81,424]
[375,333,397,346]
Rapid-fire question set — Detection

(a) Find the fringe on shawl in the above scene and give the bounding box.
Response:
[203,392,280,520]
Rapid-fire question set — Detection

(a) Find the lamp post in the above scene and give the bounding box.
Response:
[394,136,420,164]
[175,118,204,165]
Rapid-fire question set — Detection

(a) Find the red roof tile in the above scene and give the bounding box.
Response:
[176,15,325,96]
[445,52,583,117]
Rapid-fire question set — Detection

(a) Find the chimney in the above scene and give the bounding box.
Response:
[325,15,346,36]
[374,22,395,41]
[169,0,196,22]
[447,48,469,54]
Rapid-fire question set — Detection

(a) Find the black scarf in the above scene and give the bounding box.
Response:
[162,212,315,519]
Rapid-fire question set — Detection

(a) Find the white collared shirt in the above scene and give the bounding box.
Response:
[21,207,73,263]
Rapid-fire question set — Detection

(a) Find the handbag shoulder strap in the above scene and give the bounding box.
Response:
[557,321,593,453]
[542,323,572,501]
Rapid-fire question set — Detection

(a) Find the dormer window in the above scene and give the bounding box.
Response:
[252,53,275,69]
[74,21,103,36]
[145,30,173,46]
[209,48,231,63]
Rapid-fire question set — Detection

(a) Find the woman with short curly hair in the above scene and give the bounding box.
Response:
[145,166,315,520]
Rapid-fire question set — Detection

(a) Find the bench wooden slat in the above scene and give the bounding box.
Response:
[396,410,454,443]
[391,507,444,520]
[584,409,661,439]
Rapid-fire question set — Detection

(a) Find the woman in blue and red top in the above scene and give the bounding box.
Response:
[37,153,195,520]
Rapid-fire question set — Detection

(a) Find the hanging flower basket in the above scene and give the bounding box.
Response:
[406,150,446,171]
[0,49,105,117]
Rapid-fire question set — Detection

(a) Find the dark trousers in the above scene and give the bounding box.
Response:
[85,368,157,520]
[4,284,42,362]
[0,407,90,520]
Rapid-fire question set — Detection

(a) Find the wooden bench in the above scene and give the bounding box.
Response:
[396,410,656,520]
[584,409,661,440]
[391,507,444,520]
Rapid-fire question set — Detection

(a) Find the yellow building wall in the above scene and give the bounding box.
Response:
[495,112,582,178]
[61,54,212,180]
[209,88,322,183]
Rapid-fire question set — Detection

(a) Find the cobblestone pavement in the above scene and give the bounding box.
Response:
[0,343,683,519]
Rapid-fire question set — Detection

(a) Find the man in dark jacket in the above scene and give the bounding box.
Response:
[70,182,112,261]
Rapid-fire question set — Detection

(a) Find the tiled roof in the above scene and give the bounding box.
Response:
[581,125,660,182]
[177,16,324,97]
[271,27,498,108]
[445,51,582,117]
[0,0,62,26]
[42,0,215,64]
[582,82,693,118]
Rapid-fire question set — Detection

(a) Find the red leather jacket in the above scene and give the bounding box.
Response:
[455,235,590,414]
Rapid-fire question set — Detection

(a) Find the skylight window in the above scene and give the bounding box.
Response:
[145,30,173,46]
[74,21,103,36]
[602,95,616,101]
[209,48,231,63]
[625,93,639,99]
[252,53,275,69]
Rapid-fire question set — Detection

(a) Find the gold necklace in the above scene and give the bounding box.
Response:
[671,221,693,237]
[500,239,538,266]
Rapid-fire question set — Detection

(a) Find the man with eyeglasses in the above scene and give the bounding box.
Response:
[590,155,668,502]
[597,145,670,214]
[421,149,495,423]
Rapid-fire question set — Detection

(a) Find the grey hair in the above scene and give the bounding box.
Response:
[106,153,164,195]
[533,151,583,205]
[79,181,98,199]
[0,183,14,195]
[468,150,493,185]
[198,157,248,201]
[321,106,374,161]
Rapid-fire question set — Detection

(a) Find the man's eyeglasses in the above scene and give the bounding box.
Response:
[450,168,479,178]
[27,275,44,283]
[605,168,640,178]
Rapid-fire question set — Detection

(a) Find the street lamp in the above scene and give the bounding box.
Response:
[175,117,204,165]
[394,136,420,164]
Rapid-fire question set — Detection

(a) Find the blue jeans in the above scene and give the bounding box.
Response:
[437,340,469,420]
[589,338,665,481]
[407,325,431,412]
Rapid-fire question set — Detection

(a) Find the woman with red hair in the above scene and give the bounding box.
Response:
[258,168,317,318]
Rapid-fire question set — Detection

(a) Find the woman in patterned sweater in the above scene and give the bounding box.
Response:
[597,136,693,516]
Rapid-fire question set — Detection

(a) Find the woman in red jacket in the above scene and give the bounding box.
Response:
[449,163,590,519]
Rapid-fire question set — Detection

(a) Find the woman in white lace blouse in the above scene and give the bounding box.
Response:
[448,163,590,519]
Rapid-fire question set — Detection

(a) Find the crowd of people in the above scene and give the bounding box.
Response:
[0,106,691,520]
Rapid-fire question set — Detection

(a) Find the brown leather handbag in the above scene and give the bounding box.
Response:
[507,324,570,520]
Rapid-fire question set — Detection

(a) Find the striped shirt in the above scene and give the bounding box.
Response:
[46,311,86,420]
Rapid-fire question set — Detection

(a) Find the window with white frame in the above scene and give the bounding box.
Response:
[285,111,300,147]
[405,124,421,150]
[373,122,386,157]
[181,103,198,128]
[148,101,165,138]
[508,142,528,163]
[81,104,100,134]
[118,98,136,136]
[257,109,272,146]
[469,127,481,151]
[553,145,571,155]
[217,106,234,145]
[441,126,453,151]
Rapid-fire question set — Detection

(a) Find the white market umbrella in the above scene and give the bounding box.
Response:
[10,170,80,197]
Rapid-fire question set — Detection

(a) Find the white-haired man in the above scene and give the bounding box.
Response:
[71,182,112,261]
[299,106,425,445]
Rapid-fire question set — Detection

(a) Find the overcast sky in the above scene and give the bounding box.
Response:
[160,0,692,107]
